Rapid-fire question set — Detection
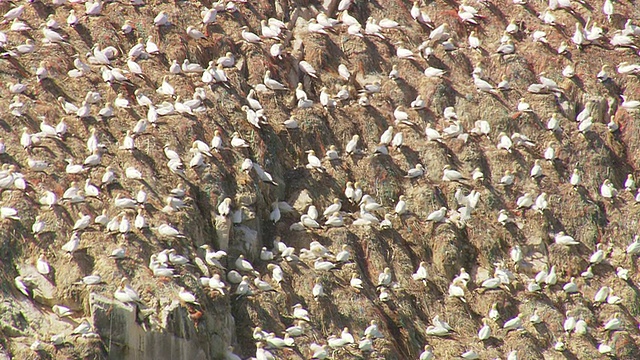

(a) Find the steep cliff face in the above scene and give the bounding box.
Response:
[89,294,234,360]
[2,0,640,359]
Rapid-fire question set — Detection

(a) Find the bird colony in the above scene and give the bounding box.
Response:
[1,0,640,358]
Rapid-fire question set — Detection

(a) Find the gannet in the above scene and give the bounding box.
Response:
[622,95,640,110]
[600,179,617,198]
[116,130,135,151]
[52,305,73,318]
[473,75,497,94]
[321,145,339,160]
[589,244,605,264]
[35,254,50,275]
[530,160,543,178]
[336,64,351,82]
[420,124,442,144]
[427,207,447,223]
[442,165,465,181]
[617,267,630,281]
[233,276,251,295]
[426,315,452,336]
[496,132,513,152]
[617,62,640,75]
[358,334,374,352]
[555,231,579,245]
[306,150,325,172]
[393,43,415,60]
[503,314,523,331]
[350,274,364,290]
[314,259,335,270]
[227,132,250,148]
[419,345,434,360]
[157,223,185,238]
[626,235,640,255]
[477,318,492,341]
[309,343,329,359]
[388,64,400,80]
[297,60,317,78]
[254,276,274,292]
[375,267,391,287]
[391,195,407,216]
[132,209,146,229]
[424,66,445,78]
[73,213,91,231]
[607,289,622,304]
[505,249,522,270]
[292,303,311,322]
[405,164,425,178]
[61,232,80,253]
[393,106,413,126]
[603,314,621,331]
[308,18,329,35]
[234,255,257,274]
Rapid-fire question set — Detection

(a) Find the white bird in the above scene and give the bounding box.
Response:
[603,315,621,331]
[419,345,434,360]
[35,254,50,275]
[626,236,640,255]
[157,223,184,238]
[292,303,310,322]
[73,213,91,231]
[478,319,491,340]
[306,150,325,172]
[424,67,446,78]
[563,277,579,294]
[393,107,412,126]
[405,164,425,178]
[473,75,497,94]
[590,244,605,264]
[600,179,617,198]
[624,174,636,191]
[496,132,513,152]
[396,43,415,59]
[555,231,579,245]
[426,207,447,222]
[572,22,587,48]
[337,64,351,81]
[228,132,250,149]
[298,60,317,78]
[503,314,523,331]
[442,165,465,182]
[516,193,533,209]
[153,11,169,26]
[61,233,80,253]
[622,95,640,111]
[350,273,364,290]
[263,70,287,90]
[178,287,199,305]
[412,261,428,285]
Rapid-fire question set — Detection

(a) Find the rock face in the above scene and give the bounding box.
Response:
[90,294,233,360]
[2,0,640,359]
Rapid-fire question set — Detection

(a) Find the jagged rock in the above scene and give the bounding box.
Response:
[291,189,313,213]
[235,225,260,256]
[215,215,231,251]
[0,300,28,337]
[16,264,56,306]
[236,193,256,207]
[90,293,233,360]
